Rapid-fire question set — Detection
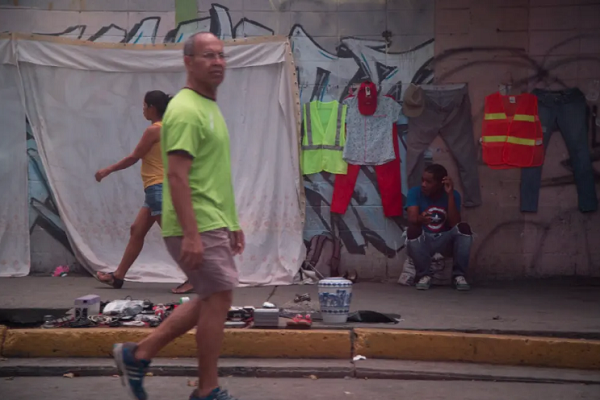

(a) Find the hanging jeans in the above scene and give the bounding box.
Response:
[331,124,402,217]
[406,84,482,207]
[521,88,598,213]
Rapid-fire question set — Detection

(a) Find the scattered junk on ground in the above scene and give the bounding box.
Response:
[253,308,280,328]
[37,249,399,329]
[37,281,399,330]
[41,295,194,329]
[285,313,312,329]
[52,265,70,277]
[51,263,87,278]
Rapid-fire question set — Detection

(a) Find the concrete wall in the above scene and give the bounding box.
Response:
[0,0,598,280]
[434,0,600,279]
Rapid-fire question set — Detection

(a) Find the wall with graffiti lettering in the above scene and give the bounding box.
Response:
[0,1,435,277]
[6,1,596,279]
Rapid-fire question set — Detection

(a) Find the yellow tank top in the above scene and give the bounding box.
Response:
[141,121,164,189]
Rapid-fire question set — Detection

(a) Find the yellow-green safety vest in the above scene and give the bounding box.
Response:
[301,101,348,175]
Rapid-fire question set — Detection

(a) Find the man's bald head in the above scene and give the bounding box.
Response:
[183,32,226,93]
[183,32,220,57]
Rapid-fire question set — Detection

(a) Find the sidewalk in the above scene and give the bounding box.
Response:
[1,276,600,369]
[1,276,599,337]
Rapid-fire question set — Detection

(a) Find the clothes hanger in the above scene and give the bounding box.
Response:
[541,73,568,91]
[498,72,513,95]
[498,72,526,95]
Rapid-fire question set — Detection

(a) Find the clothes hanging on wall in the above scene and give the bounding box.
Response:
[520,88,598,213]
[331,85,403,217]
[404,83,482,208]
[332,123,403,217]
[301,100,348,175]
[342,83,402,166]
[481,92,544,169]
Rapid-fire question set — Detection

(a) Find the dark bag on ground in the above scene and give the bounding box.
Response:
[347,310,400,324]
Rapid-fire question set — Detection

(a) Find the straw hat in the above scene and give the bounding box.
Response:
[402,83,424,118]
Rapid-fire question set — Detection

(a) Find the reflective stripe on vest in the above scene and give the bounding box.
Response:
[481,135,542,146]
[484,113,536,123]
[302,103,344,151]
[482,112,541,146]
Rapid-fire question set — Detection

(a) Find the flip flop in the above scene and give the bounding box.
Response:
[96,272,124,289]
[171,280,194,294]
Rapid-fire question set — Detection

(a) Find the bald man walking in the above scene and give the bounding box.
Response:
[112,32,245,400]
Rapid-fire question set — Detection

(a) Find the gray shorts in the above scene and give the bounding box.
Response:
[164,228,239,299]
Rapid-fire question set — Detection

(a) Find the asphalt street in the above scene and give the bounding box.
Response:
[1,376,598,400]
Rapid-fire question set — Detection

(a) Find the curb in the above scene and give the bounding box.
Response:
[354,328,600,370]
[1,328,352,359]
[2,327,600,370]
[0,325,6,356]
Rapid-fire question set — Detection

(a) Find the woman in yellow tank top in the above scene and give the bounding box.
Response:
[94,90,173,290]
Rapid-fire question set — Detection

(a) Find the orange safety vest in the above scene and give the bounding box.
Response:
[481,92,544,169]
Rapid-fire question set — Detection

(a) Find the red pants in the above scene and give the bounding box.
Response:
[331,124,402,217]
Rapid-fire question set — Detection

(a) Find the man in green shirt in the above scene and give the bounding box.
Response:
[112,32,245,400]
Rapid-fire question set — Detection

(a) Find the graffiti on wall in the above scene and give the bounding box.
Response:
[15,3,598,277]
[23,3,435,260]
[27,122,73,254]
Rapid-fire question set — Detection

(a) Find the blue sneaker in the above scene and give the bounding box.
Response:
[113,342,151,400]
[190,387,239,400]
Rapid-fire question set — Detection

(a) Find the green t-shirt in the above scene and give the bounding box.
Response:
[160,88,240,237]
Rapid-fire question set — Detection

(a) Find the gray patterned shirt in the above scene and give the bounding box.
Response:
[342,96,401,166]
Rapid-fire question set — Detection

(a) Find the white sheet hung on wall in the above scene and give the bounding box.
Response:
[0,37,30,277]
[2,34,305,285]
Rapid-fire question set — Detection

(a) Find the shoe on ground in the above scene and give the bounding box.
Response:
[416,276,432,290]
[190,387,239,400]
[113,342,151,400]
[454,276,470,291]
[286,314,312,329]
